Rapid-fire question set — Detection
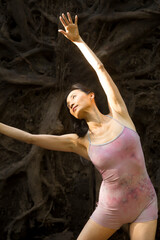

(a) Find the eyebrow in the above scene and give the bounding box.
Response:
[67,93,74,107]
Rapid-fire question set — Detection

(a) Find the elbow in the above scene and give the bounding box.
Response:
[97,63,104,71]
[26,133,34,145]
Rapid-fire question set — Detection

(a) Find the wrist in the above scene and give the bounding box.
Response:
[73,36,83,44]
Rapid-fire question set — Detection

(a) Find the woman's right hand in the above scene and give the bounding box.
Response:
[58,12,81,42]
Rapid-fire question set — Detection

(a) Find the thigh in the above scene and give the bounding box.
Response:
[130,220,157,240]
[77,219,117,240]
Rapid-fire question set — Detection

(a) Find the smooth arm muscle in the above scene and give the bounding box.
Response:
[0,122,78,153]
[96,65,128,114]
[0,122,31,144]
[31,133,78,152]
[74,39,128,115]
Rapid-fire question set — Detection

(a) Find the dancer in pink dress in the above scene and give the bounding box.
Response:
[0,13,158,240]
[88,115,157,230]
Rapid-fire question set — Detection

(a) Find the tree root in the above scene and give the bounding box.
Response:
[31,8,57,25]
[8,0,35,44]
[40,213,68,229]
[0,144,22,155]
[6,195,49,240]
[89,8,160,23]
[40,201,54,227]
[0,145,42,180]
[0,1,159,239]
[0,86,15,114]
[0,67,57,87]
[92,23,106,51]
[116,61,160,81]
[8,47,52,67]
[0,38,18,55]
[0,155,27,180]
[97,20,159,59]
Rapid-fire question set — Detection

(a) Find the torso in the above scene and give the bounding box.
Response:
[77,113,136,160]
[88,123,156,223]
[76,114,156,221]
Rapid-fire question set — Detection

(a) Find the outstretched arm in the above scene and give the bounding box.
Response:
[0,122,89,159]
[58,13,128,116]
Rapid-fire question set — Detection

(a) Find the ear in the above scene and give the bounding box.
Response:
[89,92,95,99]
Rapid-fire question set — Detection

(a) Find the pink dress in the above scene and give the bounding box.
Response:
[88,116,158,229]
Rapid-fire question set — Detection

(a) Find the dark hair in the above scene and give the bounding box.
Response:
[66,83,93,138]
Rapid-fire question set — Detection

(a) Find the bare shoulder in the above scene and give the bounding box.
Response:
[111,110,136,131]
[56,133,90,160]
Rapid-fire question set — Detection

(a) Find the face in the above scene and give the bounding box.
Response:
[66,89,94,119]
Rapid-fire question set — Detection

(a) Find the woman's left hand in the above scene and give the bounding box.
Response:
[58,12,81,42]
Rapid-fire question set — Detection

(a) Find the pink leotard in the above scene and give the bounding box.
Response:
[88,116,158,229]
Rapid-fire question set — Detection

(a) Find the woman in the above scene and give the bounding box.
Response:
[0,13,158,240]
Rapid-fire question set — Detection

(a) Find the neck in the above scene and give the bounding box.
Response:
[84,105,106,132]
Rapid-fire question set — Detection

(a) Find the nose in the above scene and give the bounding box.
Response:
[70,103,74,109]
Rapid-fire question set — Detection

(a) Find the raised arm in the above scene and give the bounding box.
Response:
[0,122,89,159]
[58,13,128,116]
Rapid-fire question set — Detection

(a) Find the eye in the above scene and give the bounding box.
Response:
[73,95,76,99]
[66,101,70,108]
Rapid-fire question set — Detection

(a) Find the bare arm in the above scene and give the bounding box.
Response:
[74,39,128,115]
[0,122,32,144]
[0,122,89,159]
[59,13,128,116]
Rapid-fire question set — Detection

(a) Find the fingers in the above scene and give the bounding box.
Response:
[67,12,73,23]
[59,12,78,28]
[58,29,68,38]
[59,16,67,28]
[75,15,78,25]
[62,13,69,25]
[59,13,70,28]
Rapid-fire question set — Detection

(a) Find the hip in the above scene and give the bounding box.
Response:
[98,177,156,209]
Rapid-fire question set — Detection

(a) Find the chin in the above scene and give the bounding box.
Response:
[72,108,84,119]
[73,109,80,119]
[73,112,82,120]
[74,114,80,119]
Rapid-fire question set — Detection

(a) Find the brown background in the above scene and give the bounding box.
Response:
[0,0,159,239]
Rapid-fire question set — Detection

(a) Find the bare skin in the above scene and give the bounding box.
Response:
[130,220,157,240]
[77,219,117,240]
[0,12,157,240]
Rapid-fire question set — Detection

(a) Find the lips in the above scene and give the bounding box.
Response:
[73,105,78,112]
